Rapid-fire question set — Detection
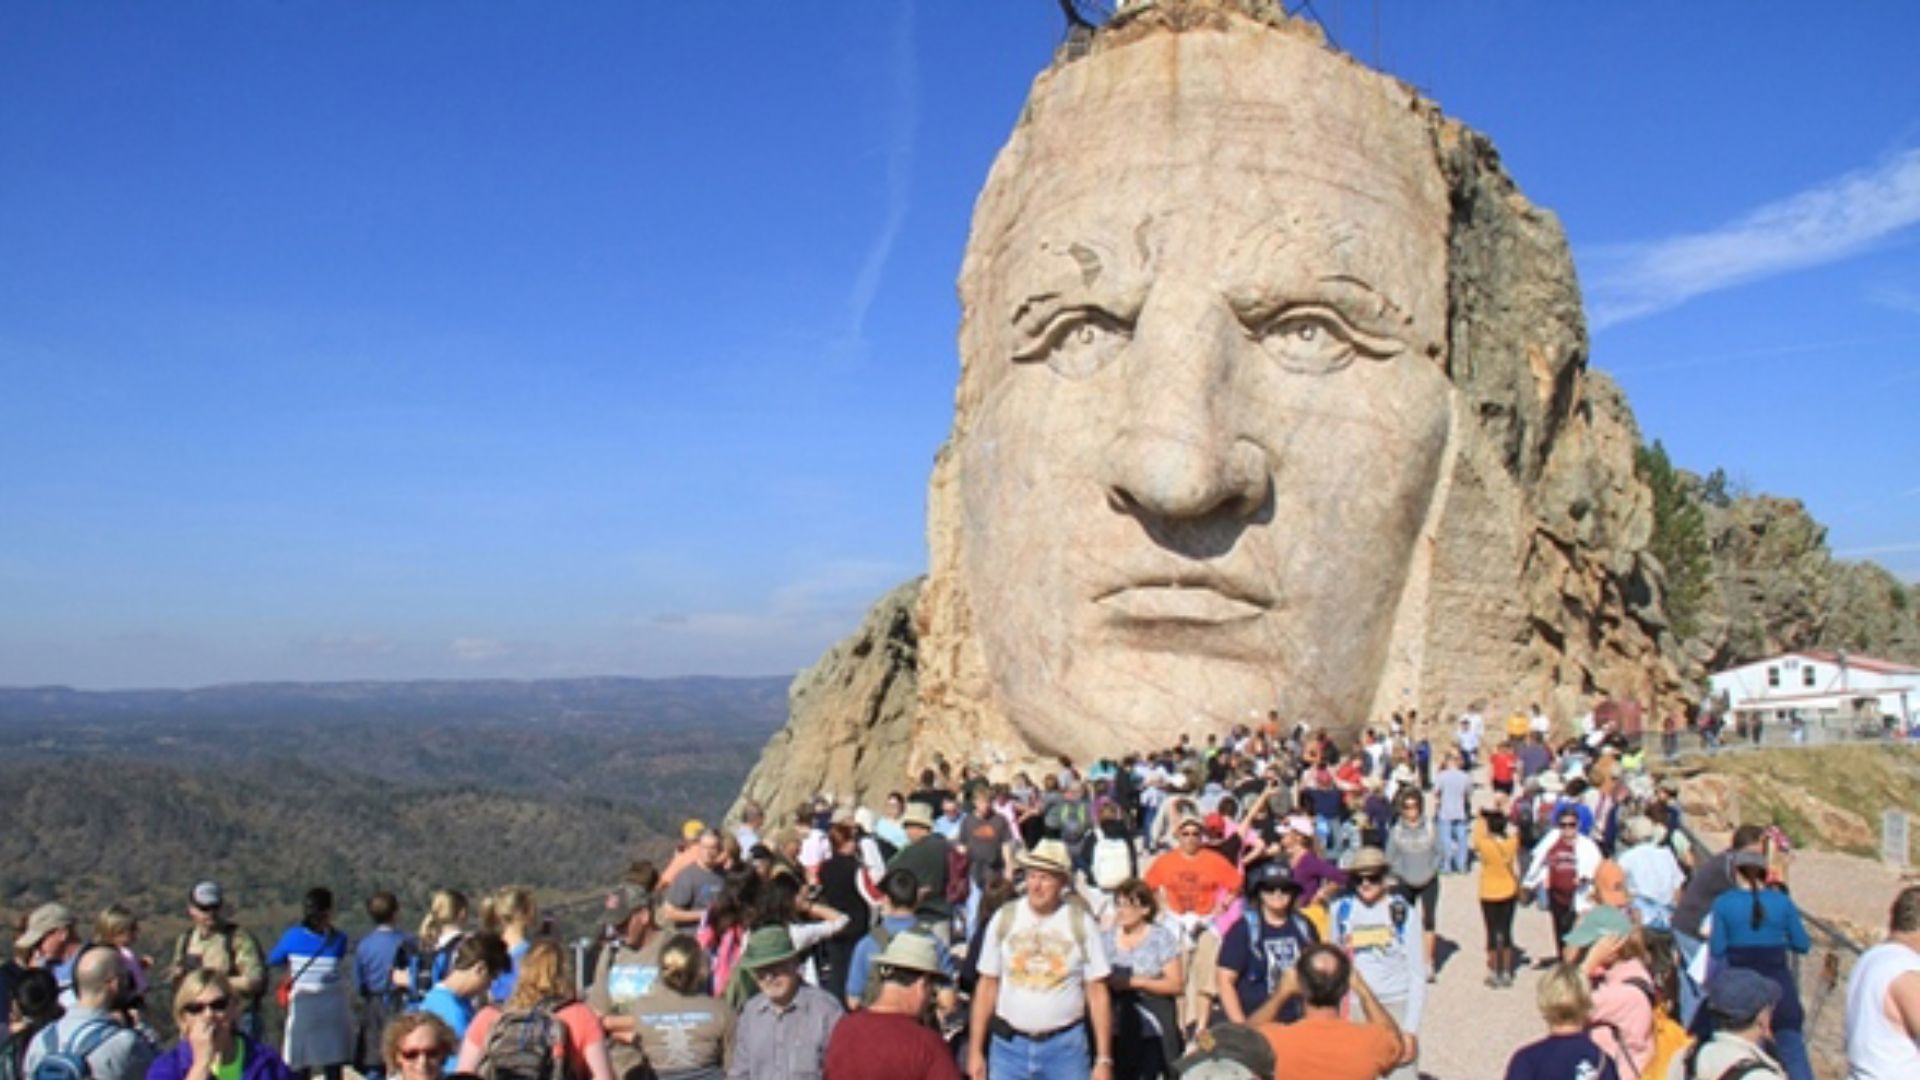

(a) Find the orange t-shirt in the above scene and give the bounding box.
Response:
[465,1001,606,1080]
[1264,1015,1401,1080]
[1144,849,1242,916]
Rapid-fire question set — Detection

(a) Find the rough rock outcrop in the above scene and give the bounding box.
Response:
[730,580,920,817]
[1692,492,1920,670]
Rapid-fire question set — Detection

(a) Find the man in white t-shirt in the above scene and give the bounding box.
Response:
[1528,704,1550,738]
[967,840,1113,1080]
[1845,884,1920,1078]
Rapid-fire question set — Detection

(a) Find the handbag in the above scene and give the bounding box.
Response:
[276,931,339,1008]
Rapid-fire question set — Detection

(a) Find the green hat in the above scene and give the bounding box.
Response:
[739,925,802,971]
[1564,904,1634,948]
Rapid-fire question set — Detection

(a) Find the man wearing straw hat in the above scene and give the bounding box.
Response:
[966,839,1113,1080]
[824,931,960,1080]
[729,925,843,1080]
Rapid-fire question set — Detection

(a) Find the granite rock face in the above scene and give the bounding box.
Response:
[917,3,1684,769]
[739,2,1690,806]
[731,579,921,817]
[1693,493,1920,670]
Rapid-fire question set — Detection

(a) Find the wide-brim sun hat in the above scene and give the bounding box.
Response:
[901,802,936,830]
[870,930,949,980]
[1017,839,1074,878]
[739,925,803,971]
[1348,847,1390,875]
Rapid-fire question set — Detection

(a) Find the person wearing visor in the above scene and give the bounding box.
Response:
[1328,849,1423,1080]
[1216,861,1317,1026]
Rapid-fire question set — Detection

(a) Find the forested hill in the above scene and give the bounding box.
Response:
[0,676,788,935]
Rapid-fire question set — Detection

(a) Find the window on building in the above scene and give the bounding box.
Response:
[1803,666,1816,688]
[1768,666,1780,688]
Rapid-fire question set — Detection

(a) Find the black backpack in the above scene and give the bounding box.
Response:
[480,999,568,1080]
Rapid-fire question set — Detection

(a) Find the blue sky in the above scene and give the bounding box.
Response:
[3,2,1916,689]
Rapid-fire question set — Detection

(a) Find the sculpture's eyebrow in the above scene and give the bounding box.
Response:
[1222,271,1413,330]
[1005,236,1142,329]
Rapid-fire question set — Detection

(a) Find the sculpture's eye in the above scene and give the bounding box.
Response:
[1015,308,1132,381]
[1255,307,1402,374]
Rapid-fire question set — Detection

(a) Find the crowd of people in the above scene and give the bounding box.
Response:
[3,707,1918,1080]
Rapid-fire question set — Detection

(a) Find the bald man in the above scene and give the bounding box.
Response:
[22,945,156,1080]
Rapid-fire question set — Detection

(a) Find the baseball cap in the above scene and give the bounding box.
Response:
[18,904,74,950]
[1247,860,1300,894]
[191,881,224,909]
[1563,904,1634,948]
[1705,968,1781,1024]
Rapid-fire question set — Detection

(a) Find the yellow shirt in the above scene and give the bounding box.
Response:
[1473,818,1520,901]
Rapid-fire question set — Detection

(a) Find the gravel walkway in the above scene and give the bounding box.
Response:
[1414,863,1558,1079]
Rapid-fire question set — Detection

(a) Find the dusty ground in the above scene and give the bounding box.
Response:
[1417,766,1918,1080]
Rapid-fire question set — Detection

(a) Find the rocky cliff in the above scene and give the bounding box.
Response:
[1692,491,1920,671]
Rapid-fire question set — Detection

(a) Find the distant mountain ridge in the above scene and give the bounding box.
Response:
[0,675,789,929]
[0,674,790,723]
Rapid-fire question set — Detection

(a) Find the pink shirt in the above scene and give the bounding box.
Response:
[1588,958,1655,1077]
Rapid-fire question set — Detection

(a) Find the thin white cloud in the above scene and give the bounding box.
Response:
[449,636,511,662]
[641,559,910,646]
[833,4,918,361]
[1834,541,1920,558]
[1584,146,1920,329]
[1869,281,1920,316]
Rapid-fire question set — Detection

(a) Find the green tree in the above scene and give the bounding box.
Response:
[1637,440,1712,639]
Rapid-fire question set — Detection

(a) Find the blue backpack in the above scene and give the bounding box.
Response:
[31,1021,118,1080]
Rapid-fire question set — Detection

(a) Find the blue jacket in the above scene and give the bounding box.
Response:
[147,1036,298,1080]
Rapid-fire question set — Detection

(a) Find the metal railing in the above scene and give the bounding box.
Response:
[1672,822,1869,1079]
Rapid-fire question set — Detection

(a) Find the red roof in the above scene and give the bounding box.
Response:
[1796,650,1920,676]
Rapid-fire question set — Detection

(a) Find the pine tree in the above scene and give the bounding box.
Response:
[1636,440,1712,640]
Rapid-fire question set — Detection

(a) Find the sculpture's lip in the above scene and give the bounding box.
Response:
[1092,578,1272,625]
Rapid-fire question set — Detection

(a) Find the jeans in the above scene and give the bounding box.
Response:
[1441,817,1470,873]
[1771,1026,1815,1080]
[1673,929,1705,1028]
[989,1022,1089,1080]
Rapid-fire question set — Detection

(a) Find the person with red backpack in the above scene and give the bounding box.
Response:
[455,941,611,1080]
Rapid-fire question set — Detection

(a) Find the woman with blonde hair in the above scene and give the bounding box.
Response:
[1502,964,1621,1079]
[94,904,149,1007]
[412,890,470,990]
[456,940,613,1080]
[147,970,299,1080]
[380,1014,455,1080]
[621,936,731,1080]
[478,887,537,1004]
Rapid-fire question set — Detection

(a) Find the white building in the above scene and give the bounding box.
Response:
[1708,649,1919,732]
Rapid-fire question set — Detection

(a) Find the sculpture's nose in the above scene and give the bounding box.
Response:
[1104,288,1269,521]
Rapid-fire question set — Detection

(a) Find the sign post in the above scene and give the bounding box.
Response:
[1883,810,1910,868]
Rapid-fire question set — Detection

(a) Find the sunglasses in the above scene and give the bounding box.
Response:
[182,997,230,1016]
[1354,873,1386,885]
[398,1048,448,1063]
[1559,821,1580,829]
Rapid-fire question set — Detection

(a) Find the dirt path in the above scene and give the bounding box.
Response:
[1414,861,1559,1079]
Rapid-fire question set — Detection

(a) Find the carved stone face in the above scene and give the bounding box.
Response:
[954,26,1453,759]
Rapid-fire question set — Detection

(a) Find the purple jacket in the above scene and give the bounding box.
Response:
[146,1037,298,1080]
[1291,850,1348,902]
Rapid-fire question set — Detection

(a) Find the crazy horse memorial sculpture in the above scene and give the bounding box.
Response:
[736,0,1684,814]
